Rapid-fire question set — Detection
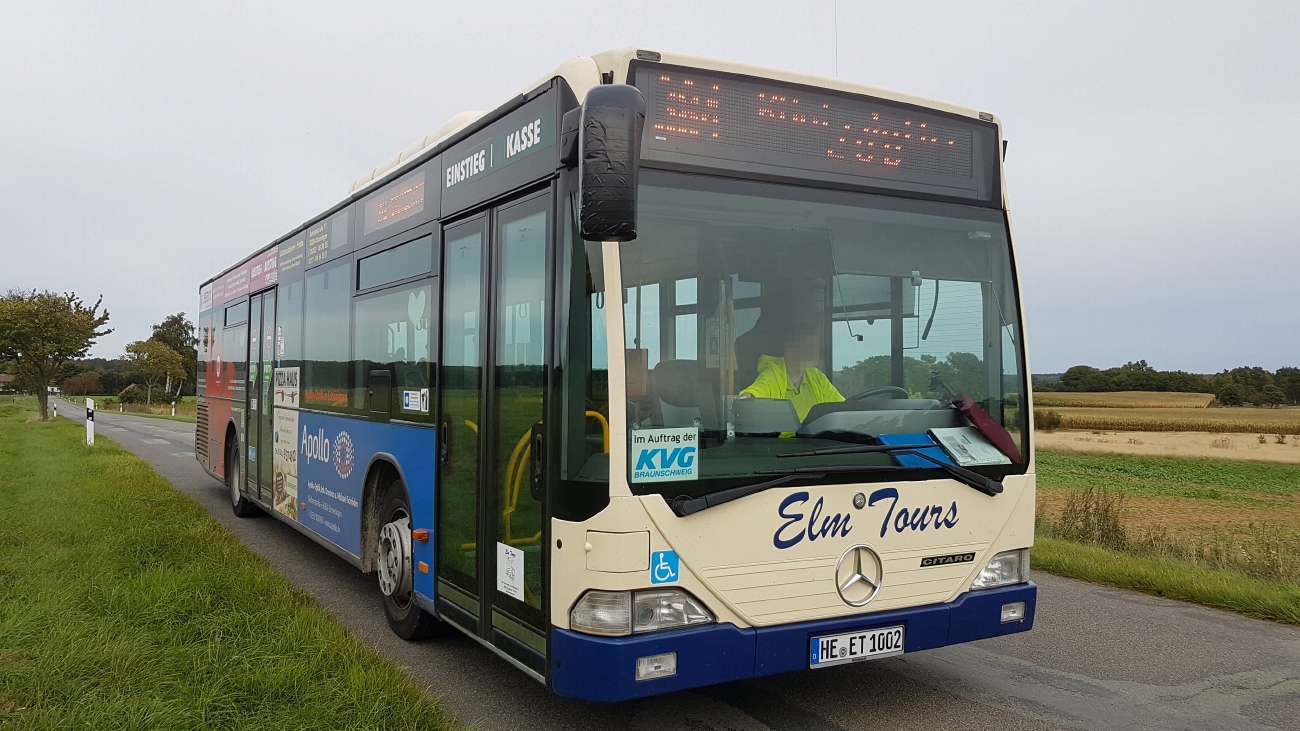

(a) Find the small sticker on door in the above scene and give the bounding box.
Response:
[497,542,525,601]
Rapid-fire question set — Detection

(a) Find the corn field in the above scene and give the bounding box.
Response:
[1048,406,1300,434]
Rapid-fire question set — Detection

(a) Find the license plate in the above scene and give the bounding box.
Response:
[810,625,904,668]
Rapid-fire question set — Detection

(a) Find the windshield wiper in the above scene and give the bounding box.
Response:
[669,465,908,516]
[778,444,1003,497]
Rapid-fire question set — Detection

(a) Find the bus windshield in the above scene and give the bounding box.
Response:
[617,171,1027,499]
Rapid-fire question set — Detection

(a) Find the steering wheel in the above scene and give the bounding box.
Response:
[847,385,910,402]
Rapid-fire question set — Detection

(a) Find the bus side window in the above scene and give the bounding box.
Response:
[353,281,435,418]
[304,262,353,410]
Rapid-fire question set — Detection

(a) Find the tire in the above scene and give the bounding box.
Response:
[377,485,442,640]
[228,439,259,518]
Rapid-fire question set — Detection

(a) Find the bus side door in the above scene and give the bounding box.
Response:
[437,190,552,676]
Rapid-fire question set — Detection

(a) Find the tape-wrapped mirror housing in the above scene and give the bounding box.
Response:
[579,85,646,241]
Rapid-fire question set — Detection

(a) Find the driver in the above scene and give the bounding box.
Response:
[738,322,844,421]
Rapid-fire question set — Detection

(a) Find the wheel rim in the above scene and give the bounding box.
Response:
[378,511,413,605]
[229,452,240,506]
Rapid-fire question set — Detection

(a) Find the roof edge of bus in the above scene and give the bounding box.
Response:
[589,48,1000,126]
[349,55,603,197]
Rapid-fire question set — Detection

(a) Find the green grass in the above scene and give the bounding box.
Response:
[0,397,454,730]
[57,396,197,423]
[1033,537,1300,625]
[1036,450,1300,499]
[1034,450,1300,625]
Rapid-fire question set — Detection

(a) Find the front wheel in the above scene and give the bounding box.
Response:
[377,486,442,640]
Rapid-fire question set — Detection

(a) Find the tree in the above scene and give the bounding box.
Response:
[61,371,101,397]
[1215,383,1247,407]
[1059,365,1114,392]
[123,340,185,406]
[0,290,112,421]
[1257,384,1286,408]
[149,312,198,396]
[1274,367,1300,406]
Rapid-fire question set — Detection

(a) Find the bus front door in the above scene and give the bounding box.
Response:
[438,192,551,676]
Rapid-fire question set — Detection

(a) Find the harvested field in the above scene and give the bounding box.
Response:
[1036,430,1300,464]
[1048,405,1300,433]
[1034,391,1216,408]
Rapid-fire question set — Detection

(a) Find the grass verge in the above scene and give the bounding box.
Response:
[1033,537,1300,625]
[58,396,197,423]
[1035,449,1300,625]
[0,398,453,730]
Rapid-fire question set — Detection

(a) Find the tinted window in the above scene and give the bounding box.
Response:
[276,280,303,369]
[303,262,351,409]
[353,281,435,417]
[222,322,248,388]
[225,300,248,326]
[358,235,433,290]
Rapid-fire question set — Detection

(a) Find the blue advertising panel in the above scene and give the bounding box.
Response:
[292,411,437,595]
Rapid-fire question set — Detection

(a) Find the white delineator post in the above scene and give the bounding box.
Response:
[85,398,95,446]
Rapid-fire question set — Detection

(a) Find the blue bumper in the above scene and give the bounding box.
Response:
[550,582,1036,701]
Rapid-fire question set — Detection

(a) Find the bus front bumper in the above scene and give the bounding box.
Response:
[550,582,1036,701]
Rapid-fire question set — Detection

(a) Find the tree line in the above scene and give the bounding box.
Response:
[1033,360,1300,407]
[1,289,198,421]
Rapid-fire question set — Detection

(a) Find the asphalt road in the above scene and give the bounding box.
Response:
[58,400,1300,731]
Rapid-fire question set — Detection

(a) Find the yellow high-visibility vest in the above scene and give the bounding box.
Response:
[740,355,845,421]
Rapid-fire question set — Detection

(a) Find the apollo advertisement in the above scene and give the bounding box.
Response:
[292,412,437,560]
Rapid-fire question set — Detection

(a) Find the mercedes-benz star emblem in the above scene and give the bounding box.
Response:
[835,544,883,607]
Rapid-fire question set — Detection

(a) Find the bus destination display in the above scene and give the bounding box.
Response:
[635,65,997,203]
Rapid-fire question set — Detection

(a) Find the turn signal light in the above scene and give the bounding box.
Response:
[412,529,429,542]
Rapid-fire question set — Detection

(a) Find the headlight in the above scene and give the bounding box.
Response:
[633,590,713,633]
[970,549,1030,590]
[571,589,714,636]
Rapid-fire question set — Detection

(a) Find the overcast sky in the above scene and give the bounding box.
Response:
[1,1,1296,373]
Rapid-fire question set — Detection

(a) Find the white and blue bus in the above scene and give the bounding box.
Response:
[196,48,1036,701]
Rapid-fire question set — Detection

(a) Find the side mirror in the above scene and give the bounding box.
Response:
[578,85,646,242]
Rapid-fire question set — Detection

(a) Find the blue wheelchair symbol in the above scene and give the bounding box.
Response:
[650,550,679,584]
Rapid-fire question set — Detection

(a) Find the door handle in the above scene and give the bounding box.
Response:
[440,421,450,464]
[532,431,544,483]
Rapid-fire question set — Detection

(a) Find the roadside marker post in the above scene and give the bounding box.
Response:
[85,398,95,446]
